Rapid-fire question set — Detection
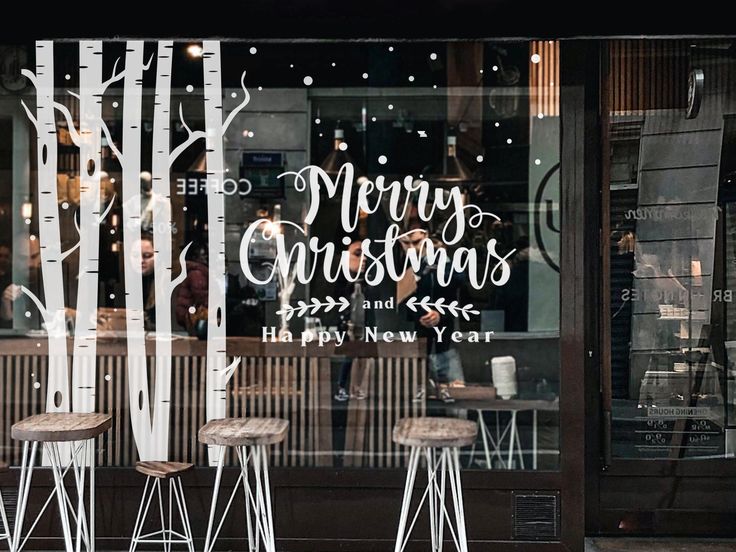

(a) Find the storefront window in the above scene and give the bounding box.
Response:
[606,39,736,459]
[0,40,560,470]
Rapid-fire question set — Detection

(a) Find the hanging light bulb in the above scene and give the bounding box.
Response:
[21,201,33,219]
[433,134,473,183]
[320,128,363,177]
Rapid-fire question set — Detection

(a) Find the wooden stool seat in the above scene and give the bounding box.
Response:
[11,413,112,442]
[0,462,7,473]
[135,461,194,479]
[198,417,289,447]
[393,417,478,448]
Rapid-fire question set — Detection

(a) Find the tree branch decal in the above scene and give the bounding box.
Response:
[168,242,193,293]
[406,296,480,321]
[277,296,350,321]
[169,103,206,167]
[222,70,250,134]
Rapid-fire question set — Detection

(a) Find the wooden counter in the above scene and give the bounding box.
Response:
[0,337,426,468]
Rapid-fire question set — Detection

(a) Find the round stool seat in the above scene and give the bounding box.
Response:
[393,417,478,448]
[135,461,193,479]
[198,417,289,447]
[11,413,112,442]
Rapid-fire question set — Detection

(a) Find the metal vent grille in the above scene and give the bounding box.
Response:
[512,492,560,540]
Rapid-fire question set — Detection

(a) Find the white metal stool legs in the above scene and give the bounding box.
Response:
[0,489,11,548]
[395,446,469,552]
[129,476,194,552]
[203,445,276,552]
[11,440,94,552]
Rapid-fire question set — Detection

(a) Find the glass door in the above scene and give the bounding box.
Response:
[600,37,736,535]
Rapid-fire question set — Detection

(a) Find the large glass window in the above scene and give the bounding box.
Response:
[0,40,560,470]
[606,39,736,459]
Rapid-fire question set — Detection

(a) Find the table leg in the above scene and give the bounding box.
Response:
[477,411,493,470]
[507,411,517,469]
[533,410,538,470]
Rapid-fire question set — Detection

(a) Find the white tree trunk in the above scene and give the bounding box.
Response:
[120,41,153,460]
[150,40,175,461]
[203,41,231,465]
[72,40,103,413]
[34,41,70,415]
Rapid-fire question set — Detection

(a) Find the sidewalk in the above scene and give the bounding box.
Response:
[587,538,736,551]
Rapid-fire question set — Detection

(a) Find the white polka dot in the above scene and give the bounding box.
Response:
[476,155,484,163]
[433,84,438,89]
[289,64,294,68]
[408,75,415,82]
[24,218,31,225]
[362,73,368,79]
[65,74,71,81]
[303,76,313,86]
[110,229,115,234]
[342,236,351,245]
[388,46,394,52]
[506,138,513,144]
[535,159,541,165]
[112,101,119,108]
[250,47,257,55]
[248,131,254,138]
[494,122,500,128]
[388,104,394,110]
[25,311,31,318]
[314,118,321,124]
[61,202,69,210]
[183,206,188,212]
[531,54,541,64]
[371,116,377,122]
[110,178,116,184]
[319,133,323,137]
[109,293,115,299]
[231,92,237,98]
[36,343,40,348]
[258,86,263,91]
[430,53,438,60]
[479,69,484,74]
[492,65,498,71]
[331,62,336,67]
[188,306,196,314]
[538,113,544,119]
[33,382,41,389]
[105,374,112,381]
[186,85,194,93]
[338,142,348,151]
[30,235,36,241]
[378,155,388,165]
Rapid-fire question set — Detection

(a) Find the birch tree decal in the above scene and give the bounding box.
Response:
[19,41,71,417]
[114,41,155,460]
[202,41,245,465]
[149,40,196,460]
[73,40,107,413]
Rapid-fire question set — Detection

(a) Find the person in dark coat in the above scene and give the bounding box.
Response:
[175,243,209,335]
[398,223,465,401]
[333,238,376,401]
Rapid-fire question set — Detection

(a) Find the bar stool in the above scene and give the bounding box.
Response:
[392,417,478,552]
[11,413,111,552]
[198,417,289,552]
[129,461,195,552]
[0,462,10,548]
